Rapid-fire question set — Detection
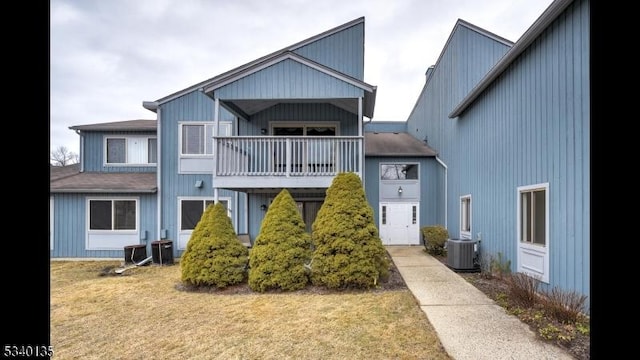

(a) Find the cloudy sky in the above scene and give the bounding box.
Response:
[50,0,554,155]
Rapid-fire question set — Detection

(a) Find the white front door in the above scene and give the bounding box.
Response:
[379,202,419,245]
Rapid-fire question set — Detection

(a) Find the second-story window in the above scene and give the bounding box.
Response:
[105,136,157,165]
[180,122,231,156]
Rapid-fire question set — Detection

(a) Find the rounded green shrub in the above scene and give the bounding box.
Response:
[248,189,312,292]
[422,225,449,256]
[311,172,389,289]
[181,202,248,288]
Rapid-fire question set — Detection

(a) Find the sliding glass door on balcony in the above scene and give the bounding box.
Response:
[273,125,336,174]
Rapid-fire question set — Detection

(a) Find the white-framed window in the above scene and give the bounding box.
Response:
[85,197,139,250]
[380,163,419,180]
[177,197,231,249]
[516,183,549,283]
[460,195,471,239]
[518,185,547,246]
[104,136,157,165]
[179,122,232,156]
[88,198,138,232]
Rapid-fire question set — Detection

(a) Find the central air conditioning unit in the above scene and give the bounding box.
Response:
[446,239,478,271]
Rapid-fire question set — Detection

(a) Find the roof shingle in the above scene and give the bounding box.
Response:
[50,171,157,193]
[365,132,437,157]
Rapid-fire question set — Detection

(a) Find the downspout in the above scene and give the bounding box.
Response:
[435,155,448,229]
[74,130,84,173]
[213,98,219,203]
[358,96,364,184]
[143,101,161,241]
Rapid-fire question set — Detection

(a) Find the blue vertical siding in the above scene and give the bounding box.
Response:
[214,59,365,100]
[407,22,512,150]
[293,22,364,80]
[364,121,407,133]
[160,91,243,257]
[406,0,589,309]
[238,103,359,136]
[51,193,157,258]
[82,131,157,172]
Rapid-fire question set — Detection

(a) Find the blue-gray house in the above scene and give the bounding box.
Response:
[50,0,589,310]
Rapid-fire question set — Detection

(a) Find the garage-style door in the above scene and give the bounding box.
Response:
[379,202,419,245]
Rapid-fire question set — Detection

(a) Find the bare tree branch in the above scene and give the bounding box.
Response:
[51,146,79,166]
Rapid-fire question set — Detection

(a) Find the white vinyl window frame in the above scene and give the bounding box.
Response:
[178,121,232,157]
[177,197,232,250]
[460,195,471,239]
[517,184,548,246]
[380,162,420,181]
[103,135,157,166]
[86,197,139,233]
[516,182,550,283]
[85,197,140,251]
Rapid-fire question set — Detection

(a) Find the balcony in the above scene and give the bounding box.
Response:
[213,136,362,192]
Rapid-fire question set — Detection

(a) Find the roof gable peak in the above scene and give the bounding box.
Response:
[151,17,366,106]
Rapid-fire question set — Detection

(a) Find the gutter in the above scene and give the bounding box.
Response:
[448,0,574,118]
[74,130,84,173]
[143,101,162,242]
[435,156,448,229]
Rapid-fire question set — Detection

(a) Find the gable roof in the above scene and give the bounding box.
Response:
[145,17,377,118]
[449,0,574,118]
[365,132,437,157]
[210,51,377,118]
[50,172,157,193]
[69,120,156,132]
[406,19,514,122]
[50,163,81,181]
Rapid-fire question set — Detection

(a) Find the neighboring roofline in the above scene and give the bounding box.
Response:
[449,0,574,118]
[150,17,366,106]
[49,189,157,194]
[365,153,436,158]
[406,19,515,121]
[204,51,375,93]
[69,120,157,131]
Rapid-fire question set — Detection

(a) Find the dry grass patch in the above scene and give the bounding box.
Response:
[51,261,451,360]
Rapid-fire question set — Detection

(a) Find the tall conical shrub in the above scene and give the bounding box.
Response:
[248,189,312,292]
[311,172,389,289]
[181,202,248,288]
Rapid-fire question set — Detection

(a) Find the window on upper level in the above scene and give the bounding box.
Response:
[105,136,157,165]
[180,122,231,156]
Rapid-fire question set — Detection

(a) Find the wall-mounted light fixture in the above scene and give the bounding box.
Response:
[260,128,268,135]
[398,186,403,194]
[260,204,268,211]
[195,180,203,188]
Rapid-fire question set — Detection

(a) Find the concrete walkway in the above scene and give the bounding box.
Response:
[386,245,574,360]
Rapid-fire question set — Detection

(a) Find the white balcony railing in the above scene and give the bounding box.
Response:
[214,136,362,177]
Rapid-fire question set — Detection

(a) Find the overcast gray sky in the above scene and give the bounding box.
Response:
[50,0,554,155]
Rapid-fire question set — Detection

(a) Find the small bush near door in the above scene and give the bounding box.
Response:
[422,225,449,256]
[248,189,312,292]
[181,202,248,288]
[311,172,389,289]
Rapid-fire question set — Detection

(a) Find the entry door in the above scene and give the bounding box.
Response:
[295,200,323,233]
[379,202,420,245]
